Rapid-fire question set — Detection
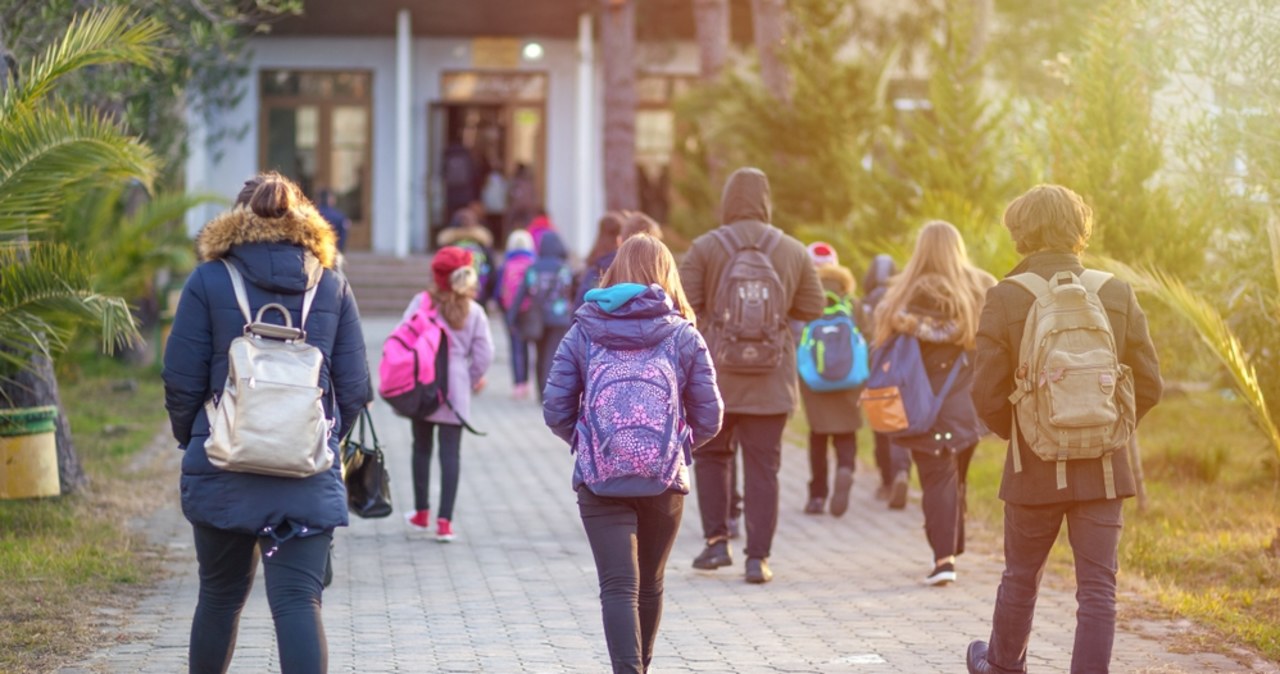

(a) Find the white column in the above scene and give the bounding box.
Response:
[394,9,412,258]
[184,104,208,238]
[575,12,595,258]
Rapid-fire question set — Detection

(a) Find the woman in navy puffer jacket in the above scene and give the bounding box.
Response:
[162,172,369,673]
[544,234,723,674]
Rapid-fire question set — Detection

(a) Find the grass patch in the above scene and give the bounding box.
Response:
[963,391,1280,662]
[0,360,169,674]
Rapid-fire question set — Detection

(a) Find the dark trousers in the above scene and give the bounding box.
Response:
[808,431,857,499]
[873,432,892,487]
[910,444,975,560]
[577,488,684,674]
[694,413,787,559]
[189,524,331,674]
[411,420,463,520]
[535,325,569,403]
[503,315,531,385]
[890,442,913,480]
[987,499,1124,674]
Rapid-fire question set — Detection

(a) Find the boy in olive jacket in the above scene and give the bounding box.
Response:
[966,185,1162,674]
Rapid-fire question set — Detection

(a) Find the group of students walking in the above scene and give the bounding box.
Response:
[162,167,1161,674]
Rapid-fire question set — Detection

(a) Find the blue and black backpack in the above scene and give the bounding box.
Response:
[798,291,869,392]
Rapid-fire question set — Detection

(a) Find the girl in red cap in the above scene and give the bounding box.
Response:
[401,245,494,541]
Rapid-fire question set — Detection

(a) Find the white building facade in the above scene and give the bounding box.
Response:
[184,2,725,259]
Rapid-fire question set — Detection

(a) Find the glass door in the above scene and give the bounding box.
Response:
[260,71,372,250]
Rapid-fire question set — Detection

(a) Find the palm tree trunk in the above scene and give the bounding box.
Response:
[750,0,791,103]
[967,0,994,67]
[600,0,638,211]
[693,0,730,81]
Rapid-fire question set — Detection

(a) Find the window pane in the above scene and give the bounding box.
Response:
[264,106,319,199]
[331,106,368,220]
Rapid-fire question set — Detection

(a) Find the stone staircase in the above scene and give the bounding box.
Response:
[341,251,433,316]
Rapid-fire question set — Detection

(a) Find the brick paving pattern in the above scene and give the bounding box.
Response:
[60,316,1272,673]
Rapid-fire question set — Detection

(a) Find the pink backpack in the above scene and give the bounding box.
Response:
[499,254,534,312]
[378,293,449,419]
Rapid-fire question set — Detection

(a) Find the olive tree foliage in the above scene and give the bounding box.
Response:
[1106,0,1280,468]
[0,0,301,184]
[672,0,940,271]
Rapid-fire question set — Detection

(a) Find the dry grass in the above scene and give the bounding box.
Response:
[0,365,171,674]
[963,390,1280,663]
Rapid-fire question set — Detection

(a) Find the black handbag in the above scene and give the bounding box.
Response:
[340,408,393,518]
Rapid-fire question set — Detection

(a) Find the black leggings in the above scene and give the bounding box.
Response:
[411,420,463,520]
[911,444,976,560]
[577,488,684,674]
[807,431,857,499]
[189,524,331,674]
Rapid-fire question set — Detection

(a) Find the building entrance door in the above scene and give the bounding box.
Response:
[428,71,547,251]
[259,70,373,251]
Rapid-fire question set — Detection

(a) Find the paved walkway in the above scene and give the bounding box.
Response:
[61,316,1270,673]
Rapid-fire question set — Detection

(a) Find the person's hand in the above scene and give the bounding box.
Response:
[473,377,487,393]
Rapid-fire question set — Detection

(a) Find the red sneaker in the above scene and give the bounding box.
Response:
[405,509,430,530]
[436,518,456,542]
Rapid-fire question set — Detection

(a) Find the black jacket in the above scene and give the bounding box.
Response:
[972,251,1163,505]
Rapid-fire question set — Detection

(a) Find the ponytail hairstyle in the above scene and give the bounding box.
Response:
[235,171,303,219]
[600,234,695,326]
[430,266,478,330]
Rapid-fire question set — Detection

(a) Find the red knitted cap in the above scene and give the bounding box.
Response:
[431,246,474,291]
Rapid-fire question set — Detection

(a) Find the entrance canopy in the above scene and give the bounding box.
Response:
[271,0,754,41]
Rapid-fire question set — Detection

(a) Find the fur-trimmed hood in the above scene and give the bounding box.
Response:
[196,204,338,270]
[437,223,493,248]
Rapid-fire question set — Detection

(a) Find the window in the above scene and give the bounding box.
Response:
[260,70,373,249]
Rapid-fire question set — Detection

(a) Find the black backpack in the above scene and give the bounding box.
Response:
[706,226,786,374]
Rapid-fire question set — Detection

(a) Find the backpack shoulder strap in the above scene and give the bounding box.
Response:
[221,260,253,326]
[711,226,743,256]
[300,275,321,331]
[1006,272,1051,300]
[1079,269,1113,295]
[758,226,783,255]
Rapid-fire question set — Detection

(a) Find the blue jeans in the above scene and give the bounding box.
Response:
[986,499,1124,674]
[577,488,684,674]
[189,524,331,674]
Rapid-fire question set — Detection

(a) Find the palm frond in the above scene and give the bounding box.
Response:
[2,7,166,115]
[0,103,157,232]
[0,243,141,374]
[1103,257,1280,466]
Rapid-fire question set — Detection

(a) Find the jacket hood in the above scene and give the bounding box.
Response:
[537,230,568,261]
[574,284,684,349]
[196,205,334,292]
[720,167,772,225]
[437,223,494,248]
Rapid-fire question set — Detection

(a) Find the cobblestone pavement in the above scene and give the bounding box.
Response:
[60,315,1273,674]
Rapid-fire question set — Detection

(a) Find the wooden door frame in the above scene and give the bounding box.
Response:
[258,69,374,250]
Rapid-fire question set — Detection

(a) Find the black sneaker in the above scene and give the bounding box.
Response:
[745,557,773,584]
[692,540,733,570]
[726,516,741,539]
[803,497,825,514]
[924,561,956,586]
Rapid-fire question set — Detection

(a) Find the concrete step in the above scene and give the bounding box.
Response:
[342,253,432,316]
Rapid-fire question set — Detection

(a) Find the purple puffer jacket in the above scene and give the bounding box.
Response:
[542,283,724,494]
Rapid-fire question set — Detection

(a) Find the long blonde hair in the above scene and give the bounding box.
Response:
[600,234,695,326]
[430,266,478,330]
[872,221,994,349]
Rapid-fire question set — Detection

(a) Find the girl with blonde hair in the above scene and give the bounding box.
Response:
[872,220,995,586]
